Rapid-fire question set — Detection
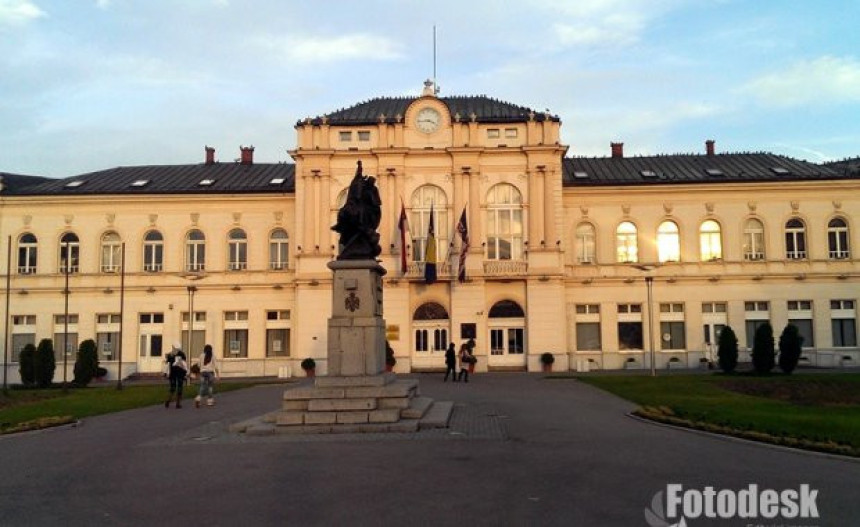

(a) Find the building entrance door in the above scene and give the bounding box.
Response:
[138,333,164,373]
[488,326,526,368]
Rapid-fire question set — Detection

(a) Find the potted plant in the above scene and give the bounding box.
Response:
[300,357,316,377]
[385,342,396,372]
[540,352,555,373]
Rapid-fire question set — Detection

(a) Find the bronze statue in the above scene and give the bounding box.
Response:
[332,161,382,259]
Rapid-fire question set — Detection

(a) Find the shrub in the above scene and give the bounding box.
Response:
[717,325,739,373]
[385,341,396,366]
[95,367,108,378]
[73,339,99,386]
[752,322,775,375]
[540,352,555,365]
[34,338,56,388]
[18,343,37,386]
[778,324,804,374]
[300,358,316,371]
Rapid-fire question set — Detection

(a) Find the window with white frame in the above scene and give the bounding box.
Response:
[486,184,523,261]
[17,233,37,274]
[830,300,857,347]
[100,231,122,273]
[575,223,596,263]
[743,218,765,260]
[617,303,643,350]
[185,229,206,271]
[269,229,289,270]
[224,310,249,357]
[59,232,80,273]
[411,185,448,263]
[96,313,121,360]
[785,218,806,259]
[339,131,352,141]
[53,314,79,361]
[659,303,686,350]
[575,304,601,351]
[138,312,164,358]
[699,220,722,261]
[504,128,518,138]
[616,221,638,263]
[487,128,500,139]
[143,230,163,272]
[657,220,680,262]
[11,315,36,362]
[787,300,814,347]
[827,217,850,259]
[744,301,770,348]
[227,228,247,271]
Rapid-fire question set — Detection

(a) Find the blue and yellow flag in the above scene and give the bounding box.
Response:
[424,204,437,284]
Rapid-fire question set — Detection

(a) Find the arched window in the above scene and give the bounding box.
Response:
[488,300,525,318]
[486,183,523,260]
[828,217,850,259]
[17,233,37,274]
[699,220,722,261]
[488,300,525,356]
[743,218,765,260]
[616,221,638,263]
[269,229,289,270]
[227,228,247,271]
[657,221,680,262]
[59,232,80,274]
[185,229,206,272]
[411,185,448,263]
[143,230,163,272]
[412,302,449,353]
[576,223,596,263]
[100,231,122,273]
[785,218,806,259]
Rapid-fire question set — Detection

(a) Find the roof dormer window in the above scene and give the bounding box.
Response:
[64,180,85,188]
[131,180,150,187]
[199,179,215,186]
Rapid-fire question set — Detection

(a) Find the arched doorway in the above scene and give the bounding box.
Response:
[488,300,526,369]
[412,302,450,369]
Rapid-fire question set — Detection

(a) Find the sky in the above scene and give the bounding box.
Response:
[1,0,859,178]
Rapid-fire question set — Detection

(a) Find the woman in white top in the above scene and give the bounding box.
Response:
[194,344,219,408]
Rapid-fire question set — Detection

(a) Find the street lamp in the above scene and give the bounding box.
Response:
[633,264,658,377]
[183,274,205,360]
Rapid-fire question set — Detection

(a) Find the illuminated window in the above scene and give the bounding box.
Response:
[699,220,722,261]
[575,223,596,263]
[657,221,680,262]
[486,184,523,261]
[616,222,638,263]
[411,185,448,263]
[743,218,765,260]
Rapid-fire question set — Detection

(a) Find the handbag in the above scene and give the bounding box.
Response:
[190,363,201,375]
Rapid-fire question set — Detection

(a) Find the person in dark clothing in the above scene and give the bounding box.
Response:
[443,342,457,382]
[164,342,188,409]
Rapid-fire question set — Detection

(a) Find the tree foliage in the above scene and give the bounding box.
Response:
[717,325,739,373]
[18,343,37,386]
[778,324,804,374]
[34,338,56,388]
[73,339,99,386]
[752,322,775,375]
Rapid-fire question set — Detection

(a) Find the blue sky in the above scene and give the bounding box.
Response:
[1,0,858,178]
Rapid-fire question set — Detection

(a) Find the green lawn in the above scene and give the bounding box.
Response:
[0,381,254,434]
[575,373,860,456]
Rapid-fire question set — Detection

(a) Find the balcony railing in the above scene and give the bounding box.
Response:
[228,262,248,271]
[829,250,850,260]
[483,259,528,276]
[17,266,36,275]
[786,251,807,260]
[404,261,451,278]
[144,263,163,272]
[744,252,765,261]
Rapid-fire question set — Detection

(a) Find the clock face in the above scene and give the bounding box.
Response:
[416,107,441,133]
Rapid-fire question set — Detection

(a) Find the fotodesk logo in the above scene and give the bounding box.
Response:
[644,484,820,526]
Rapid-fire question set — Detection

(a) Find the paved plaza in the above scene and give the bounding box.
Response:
[1,373,858,526]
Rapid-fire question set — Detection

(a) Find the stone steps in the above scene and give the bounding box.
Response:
[419,401,453,429]
[401,396,433,419]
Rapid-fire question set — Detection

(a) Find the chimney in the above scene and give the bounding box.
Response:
[705,139,715,156]
[611,142,624,159]
[205,146,215,165]
[240,145,254,165]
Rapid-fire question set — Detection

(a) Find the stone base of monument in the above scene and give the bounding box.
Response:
[268,373,452,434]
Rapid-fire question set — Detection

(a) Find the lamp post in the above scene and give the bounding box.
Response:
[3,236,11,395]
[183,274,204,360]
[116,243,125,390]
[63,240,70,392]
[633,264,658,377]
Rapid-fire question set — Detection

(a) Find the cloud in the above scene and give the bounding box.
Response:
[742,55,860,107]
[0,0,45,25]
[254,33,403,64]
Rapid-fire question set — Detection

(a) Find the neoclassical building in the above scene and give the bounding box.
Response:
[1,82,858,380]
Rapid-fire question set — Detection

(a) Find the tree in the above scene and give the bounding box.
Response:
[34,338,56,388]
[752,322,775,375]
[18,343,37,386]
[73,339,99,386]
[778,324,804,374]
[717,325,738,373]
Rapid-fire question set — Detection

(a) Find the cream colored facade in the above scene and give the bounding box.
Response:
[1,87,858,382]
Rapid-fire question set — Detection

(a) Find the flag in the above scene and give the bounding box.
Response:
[424,204,437,284]
[397,202,409,273]
[456,206,469,282]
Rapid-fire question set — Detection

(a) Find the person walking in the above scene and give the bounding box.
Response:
[443,342,457,382]
[194,344,219,408]
[164,342,188,408]
[458,342,473,383]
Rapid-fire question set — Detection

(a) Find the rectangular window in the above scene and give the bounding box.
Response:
[702,302,727,313]
[504,128,518,138]
[618,322,643,350]
[96,332,119,360]
[266,310,291,321]
[618,304,642,314]
[487,128,500,139]
[266,328,290,357]
[745,320,769,349]
[576,322,601,350]
[660,321,686,350]
[225,311,249,321]
[415,329,428,352]
[11,333,35,362]
[832,319,857,347]
[357,131,370,141]
[788,319,814,348]
[575,304,600,314]
[659,303,684,313]
[54,314,80,325]
[53,332,79,361]
[745,301,769,312]
[13,315,36,326]
[339,131,352,141]
[223,329,249,358]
